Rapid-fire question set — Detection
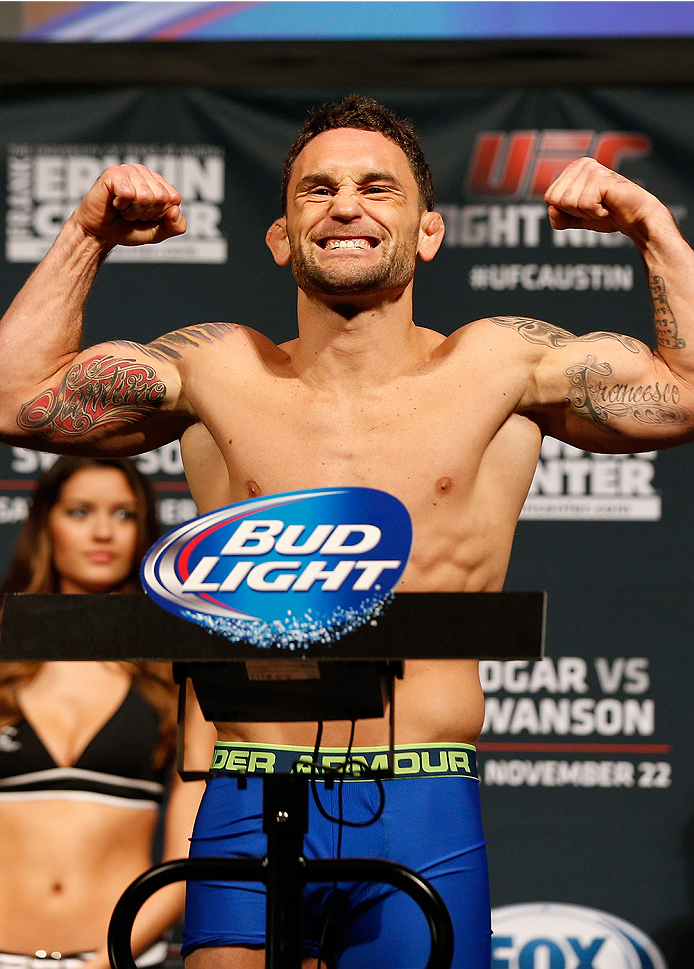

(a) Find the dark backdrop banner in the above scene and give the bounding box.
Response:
[1,86,693,967]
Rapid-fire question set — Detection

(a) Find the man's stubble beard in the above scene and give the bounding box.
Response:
[289,232,419,297]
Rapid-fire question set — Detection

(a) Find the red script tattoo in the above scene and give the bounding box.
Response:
[18,356,166,439]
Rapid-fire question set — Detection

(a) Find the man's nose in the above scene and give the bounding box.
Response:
[327,187,362,220]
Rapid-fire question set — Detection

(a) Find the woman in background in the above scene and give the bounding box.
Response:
[0,456,214,969]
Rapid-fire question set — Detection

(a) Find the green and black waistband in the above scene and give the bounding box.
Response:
[210,742,478,781]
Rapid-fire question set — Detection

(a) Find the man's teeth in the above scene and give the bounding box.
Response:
[324,239,373,250]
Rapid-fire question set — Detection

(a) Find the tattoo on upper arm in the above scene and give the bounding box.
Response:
[17,356,166,440]
[491,317,642,353]
[565,355,689,434]
[115,322,236,365]
[650,276,685,350]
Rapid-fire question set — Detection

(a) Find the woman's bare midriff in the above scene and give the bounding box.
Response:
[215,659,485,748]
[0,800,158,954]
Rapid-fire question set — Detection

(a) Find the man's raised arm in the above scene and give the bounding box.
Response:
[519,158,694,451]
[0,165,190,453]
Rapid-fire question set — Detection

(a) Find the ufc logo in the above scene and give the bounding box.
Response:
[467,131,652,198]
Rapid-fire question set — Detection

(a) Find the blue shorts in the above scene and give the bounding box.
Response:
[182,743,491,969]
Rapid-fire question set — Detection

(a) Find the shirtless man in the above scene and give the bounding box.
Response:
[0,96,693,969]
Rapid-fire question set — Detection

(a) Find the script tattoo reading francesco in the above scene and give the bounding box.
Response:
[17,356,166,439]
[491,315,689,433]
[564,356,688,434]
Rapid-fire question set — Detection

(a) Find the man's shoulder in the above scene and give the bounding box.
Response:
[145,322,286,368]
[440,316,573,358]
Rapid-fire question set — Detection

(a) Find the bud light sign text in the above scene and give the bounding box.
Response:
[141,488,412,649]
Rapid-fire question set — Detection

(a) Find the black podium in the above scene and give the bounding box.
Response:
[0,591,545,969]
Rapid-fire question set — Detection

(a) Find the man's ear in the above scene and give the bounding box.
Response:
[417,211,445,262]
[266,218,291,266]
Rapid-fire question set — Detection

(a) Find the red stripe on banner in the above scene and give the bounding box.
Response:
[476,742,672,754]
[0,479,191,493]
[152,481,192,492]
[0,480,36,490]
[153,1,260,40]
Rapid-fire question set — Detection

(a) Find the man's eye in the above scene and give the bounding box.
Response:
[310,187,332,196]
[364,186,388,195]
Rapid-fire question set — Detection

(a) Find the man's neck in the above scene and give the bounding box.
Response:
[291,285,426,391]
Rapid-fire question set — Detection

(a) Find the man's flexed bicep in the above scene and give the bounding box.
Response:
[511,156,694,450]
[513,317,694,451]
[545,158,694,387]
[0,337,191,454]
[0,164,191,453]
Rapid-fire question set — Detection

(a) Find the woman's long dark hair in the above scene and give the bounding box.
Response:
[0,456,177,768]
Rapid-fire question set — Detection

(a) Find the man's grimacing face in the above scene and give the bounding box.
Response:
[268,128,441,297]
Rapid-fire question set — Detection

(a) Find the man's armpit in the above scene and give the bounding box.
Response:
[17,354,167,440]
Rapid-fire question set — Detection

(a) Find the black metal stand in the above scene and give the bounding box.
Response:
[0,591,545,969]
[264,774,309,968]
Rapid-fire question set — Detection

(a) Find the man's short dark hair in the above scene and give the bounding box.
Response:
[281,95,435,213]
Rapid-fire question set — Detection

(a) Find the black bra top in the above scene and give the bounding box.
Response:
[0,685,168,808]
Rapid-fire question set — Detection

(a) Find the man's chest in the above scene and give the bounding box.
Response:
[190,364,521,506]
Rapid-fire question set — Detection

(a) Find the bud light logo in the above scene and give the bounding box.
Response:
[492,903,665,969]
[141,488,412,649]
